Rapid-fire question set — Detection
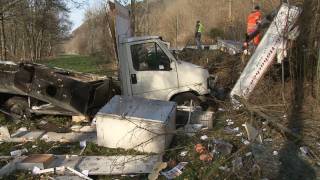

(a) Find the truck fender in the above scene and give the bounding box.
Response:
[167,88,199,101]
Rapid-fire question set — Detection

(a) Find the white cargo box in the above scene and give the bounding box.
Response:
[96,95,176,153]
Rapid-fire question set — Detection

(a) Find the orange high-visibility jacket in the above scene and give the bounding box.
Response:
[247,10,262,33]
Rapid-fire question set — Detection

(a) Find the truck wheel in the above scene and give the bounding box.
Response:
[172,92,202,107]
[4,97,31,120]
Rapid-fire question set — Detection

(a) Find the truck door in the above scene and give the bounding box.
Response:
[128,41,178,100]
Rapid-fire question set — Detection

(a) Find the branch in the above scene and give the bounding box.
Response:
[236,97,301,140]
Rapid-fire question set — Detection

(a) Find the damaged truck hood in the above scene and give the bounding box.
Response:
[176,60,209,90]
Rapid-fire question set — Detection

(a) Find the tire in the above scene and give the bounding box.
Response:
[172,92,202,107]
[4,96,31,120]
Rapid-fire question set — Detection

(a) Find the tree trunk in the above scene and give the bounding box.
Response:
[1,14,7,60]
[131,0,136,36]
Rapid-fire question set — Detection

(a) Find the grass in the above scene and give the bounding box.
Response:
[38,54,117,76]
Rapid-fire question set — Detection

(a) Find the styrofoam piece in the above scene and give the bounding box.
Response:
[0,126,10,140]
[230,4,301,105]
[41,132,96,143]
[10,130,46,142]
[96,96,176,153]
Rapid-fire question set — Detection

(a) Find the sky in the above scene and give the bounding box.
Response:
[68,0,104,31]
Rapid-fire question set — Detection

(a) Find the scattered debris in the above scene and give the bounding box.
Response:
[241,138,250,145]
[218,166,230,172]
[217,39,243,55]
[72,116,90,123]
[10,148,28,156]
[218,108,226,112]
[179,151,188,157]
[195,144,206,154]
[199,154,213,162]
[148,162,167,180]
[252,144,281,179]
[226,119,234,126]
[244,122,263,143]
[67,166,93,180]
[19,154,54,170]
[273,151,279,156]
[212,140,233,156]
[264,138,273,142]
[177,106,215,129]
[184,124,203,137]
[161,162,188,179]
[232,157,243,172]
[236,132,244,137]
[200,135,209,141]
[71,125,82,132]
[32,166,65,175]
[300,146,309,156]
[79,141,87,155]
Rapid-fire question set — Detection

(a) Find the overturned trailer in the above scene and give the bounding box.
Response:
[0,61,118,117]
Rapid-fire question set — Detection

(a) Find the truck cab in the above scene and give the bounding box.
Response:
[118,36,213,104]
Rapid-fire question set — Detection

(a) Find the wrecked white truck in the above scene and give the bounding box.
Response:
[0,37,214,119]
[0,2,215,119]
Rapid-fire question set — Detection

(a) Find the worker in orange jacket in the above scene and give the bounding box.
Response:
[247,5,262,46]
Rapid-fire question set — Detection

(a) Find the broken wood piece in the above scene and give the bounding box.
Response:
[19,154,54,170]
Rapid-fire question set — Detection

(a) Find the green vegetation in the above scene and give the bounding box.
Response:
[39,55,116,76]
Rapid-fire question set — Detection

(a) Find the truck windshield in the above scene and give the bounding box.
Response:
[131,42,171,71]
